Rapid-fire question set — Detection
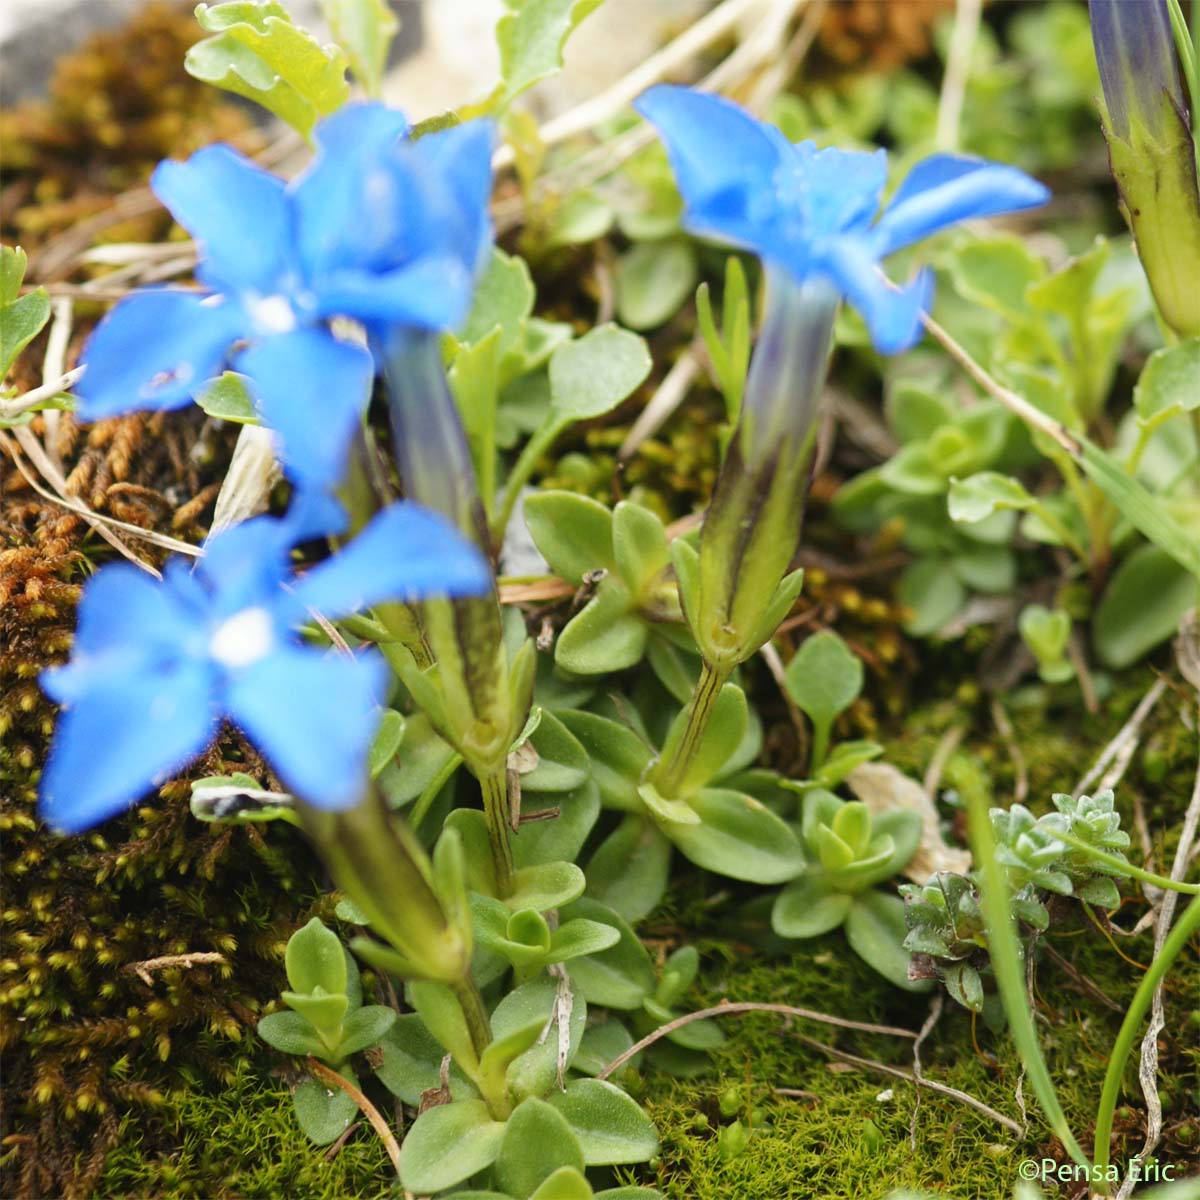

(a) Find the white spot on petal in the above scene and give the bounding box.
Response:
[209,607,275,669]
[249,294,298,335]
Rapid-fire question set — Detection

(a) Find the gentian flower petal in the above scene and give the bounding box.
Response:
[75,291,241,419]
[195,517,295,618]
[873,154,1051,257]
[293,103,413,278]
[236,329,373,491]
[225,646,388,809]
[313,256,476,330]
[290,500,492,618]
[634,85,795,257]
[794,142,888,235]
[151,145,295,295]
[821,241,934,354]
[41,661,217,832]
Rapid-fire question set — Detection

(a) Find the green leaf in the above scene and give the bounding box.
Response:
[493,976,587,1101]
[532,1167,594,1200]
[194,371,260,424]
[562,897,655,1009]
[519,709,590,793]
[947,471,1034,523]
[186,2,350,138]
[584,815,671,923]
[491,0,604,110]
[572,1015,636,1077]
[257,1010,328,1057]
[612,501,670,598]
[476,1015,547,1102]
[550,918,621,963]
[546,1078,659,1165]
[337,1005,397,1056]
[461,248,536,353]
[811,740,883,789]
[942,963,985,1013]
[506,860,587,912]
[450,327,502,487]
[399,1099,506,1194]
[1133,338,1200,424]
[549,189,616,246]
[555,582,647,675]
[771,878,852,939]
[496,1097,586,1197]
[663,788,805,883]
[409,980,481,1075]
[524,490,615,582]
[514,782,601,869]
[286,918,347,997]
[549,324,652,422]
[293,1072,358,1145]
[374,1014,478,1104]
[614,237,698,330]
[947,233,1046,323]
[898,558,966,636]
[1094,544,1197,668]
[783,630,863,754]
[366,708,405,779]
[655,946,699,1009]
[1,246,51,379]
[1079,438,1200,579]
[317,0,397,97]
[1018,605,1071,680]
[281,990,348,1045]
[188,772,297,824]
[558,711,652,813]
[843,892,929,991]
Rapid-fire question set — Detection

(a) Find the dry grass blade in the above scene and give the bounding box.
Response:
[794,1033,1024,1137]
[598,999,917,1081]
[305,1058,402,1177]
[1073,677,1167,798]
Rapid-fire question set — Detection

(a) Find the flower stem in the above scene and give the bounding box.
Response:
[1051,827,1200,894]
[1092,893,1200,1173]
[479,765,516,896]
[651,659,731,797]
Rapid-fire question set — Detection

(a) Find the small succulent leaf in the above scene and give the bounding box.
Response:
[531,1166,594,1199]
[564,897,656,1009]
[194,372,260,424]
[663,788,805,883]
[337,1004,398,1056]
[495,1097,586,1197]
[669,538,701,633]
[771,878,853,939]
[746,566,805,652]
[524,490,615,582]
[554,584,649,673]
[584,815,672,923]
[293,1072,358,1145]
[1133,338,1200,424]
[409,980,481,1075]
[645,632,701,704]
[347,936,419,980]
[663,1014,724,1052]
[843,892,930,991]
[614,237,698,330]
[1077,876,1121,909]
[186,1,350,137]
[286,918,348,997]
[659,682,748,798]
[549,918,622,963]
[281,990,348,1045]
[461,247,536,353]
[506,860,587,912]
[366,708,406,780]
[494,976,587,1101]
[508,908,554,953]
[546,1077,659,1165]
[812,740,884,788]
[655,945,699,1007]
[477,1016,548,1104]
[514,781,602,869]
[399,1099,506,1194]
[520,709,590,793]
[317,0,398,97]
[491,0,604,111]
[1,246,51,380]
[831,801,872,856]
[783,630,863,731]
[612,500,671,596]
[444,809,501,899]
[572,1015,636,1077]
[549,324,652,422]
[558,711,651,812]
[637,781,701,826]
[898,557,966,636]
[942,963,985,1012]
[1094,544,1196,668]
[374,1014,478,1104]
[947,471,1034,523]
[257,1010,328,1057]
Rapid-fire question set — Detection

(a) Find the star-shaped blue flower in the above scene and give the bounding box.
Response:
[635,86,1050,353]
[75,103,495,494]
[39,503,491,833]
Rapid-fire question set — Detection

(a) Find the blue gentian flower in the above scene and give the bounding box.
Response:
[39,503,491,832]
[75,103,495,493]
[635,86,1050,352]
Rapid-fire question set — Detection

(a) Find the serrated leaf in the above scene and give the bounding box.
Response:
[186,2,350,138]
[318,0,398,98]
[492,0,604,111]
[549,324,651,422]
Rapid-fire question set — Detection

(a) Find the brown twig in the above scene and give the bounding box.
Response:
[305,1058,402,1176]
[124,952,227,987]
[597,1000,917,1081]
[793,1034,1024,1137]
